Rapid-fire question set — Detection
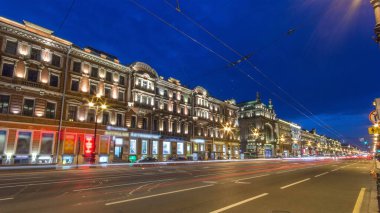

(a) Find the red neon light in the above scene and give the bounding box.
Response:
[84,135,94,156]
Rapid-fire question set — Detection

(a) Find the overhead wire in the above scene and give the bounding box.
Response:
[129,0,343,139]
[56,0,76,34]
[163,0,344,139]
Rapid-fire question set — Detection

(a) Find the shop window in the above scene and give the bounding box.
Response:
[51,54,61,67]
[49,74,59,87]
[73,61,81,73]
[4,40,17,55]
[71,79,79,91]
[102,112,109,125]
[91,67,98,78]
[152,141,158,155]
[0,95,10,114]
[1,63,14,77]
[67,105,77,121]
[119,75,125,85]
[106,71,112,82]
[30,48,41,61]
[142,140,148,155]
[16,131,32,154]
[142,117,148,129]
[130,139,137,154]
[27,69,39,82]
[22,99,34,116]
[116,113,123,126]
[40,132,54,154]
[131,116,136,128]
[45,102,56,119]
[177,143,184,155]
[90,84,97,95]
[0,130,7,154]
[163,141,170,155]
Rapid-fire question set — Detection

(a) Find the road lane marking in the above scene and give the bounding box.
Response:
[73,179,174,192]
[105,184,214,205]
[314,172,329,177]
[233,174,269,183]
[203,181,218,184]
[0,197,14,201]
[352,188,366,213]
[209,193,269,213]
[331,168,340,172]
[280,178,311,189]
[234,181,250,184]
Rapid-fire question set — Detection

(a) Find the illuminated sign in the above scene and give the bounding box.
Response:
[84,135,94,156]
[106,126,128,131]
[105,131,129,137]
[130,132,160,139]
[191,139,205,143]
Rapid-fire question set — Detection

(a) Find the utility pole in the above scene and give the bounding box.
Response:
[370,0,380,43]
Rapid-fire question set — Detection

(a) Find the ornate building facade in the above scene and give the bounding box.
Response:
[0,17,239,165]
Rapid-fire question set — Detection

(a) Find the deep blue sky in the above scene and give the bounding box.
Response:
[1,0,378,147]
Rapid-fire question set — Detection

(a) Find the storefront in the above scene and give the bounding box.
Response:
[105,126,129,163]
[129,132,160,161]
[191,138,205,160]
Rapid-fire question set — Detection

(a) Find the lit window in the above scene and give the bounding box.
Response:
[45,102,56,119]
[0,95,10,114]
[22,99,34,116]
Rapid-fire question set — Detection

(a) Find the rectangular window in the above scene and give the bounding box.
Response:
[163,141,170,155]
[163,120,168,132]
[27,69,39,82]
[102,112,109,125]
[153,119,158,131]
[68,105,77,121]
[90,84,97,95]
[45,102,56,119]
[0,95,10,114]
[73,61,81,73]
[0,130,7,154]
[142,140,148,155]
[105,87,111,98]
[4,40,17,55]
[23,99,34,116]
[106,72,112,82]
[71,79,79,91]
[187,143,191,153]
[49,74,59,87]
[119,75,125,85]
[51,54,61,67]
[152,141,158,155]
[2,63,14,77]
[116,113,123,126]
[118,91,124,102]
[130,139,136,154]
[177,142,184,155]
[91,67,98,78]
[142,118,148,130]
[16,131,32,154]
[30,48,41,61]
[131,116,136,128]
[87,109,95,123]
[40,132,54,154]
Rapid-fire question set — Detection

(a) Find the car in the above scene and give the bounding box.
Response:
[136,157,158,163]
[168,156,188,161]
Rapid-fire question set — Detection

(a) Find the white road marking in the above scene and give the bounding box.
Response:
[314,172,329,178]
[233,174,269,182]
[73,179,174,192]
[234,181,250,184]
[0,197,14,201]
[105,184,214,205]
[209,193,269,213]
[203,181,218,184]
[331,168,340,172]
[195,174,214,178]
[280,178,311,189]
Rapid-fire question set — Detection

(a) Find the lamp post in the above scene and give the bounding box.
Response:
[87,95,108,164]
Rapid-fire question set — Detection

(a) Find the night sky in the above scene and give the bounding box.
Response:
[1,0,378,148]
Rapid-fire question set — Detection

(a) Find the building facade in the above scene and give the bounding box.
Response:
[0,17,239,165]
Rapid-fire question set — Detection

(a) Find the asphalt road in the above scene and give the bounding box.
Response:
[0,159,376,213]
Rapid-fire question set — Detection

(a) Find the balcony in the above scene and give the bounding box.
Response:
[133,85,155,94]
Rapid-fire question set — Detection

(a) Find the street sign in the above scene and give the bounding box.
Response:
[368,127,380,135]
[369,110,379,124]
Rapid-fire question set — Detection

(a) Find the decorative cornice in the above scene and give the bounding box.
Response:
[0,23,70,52]
[71,48,129,73]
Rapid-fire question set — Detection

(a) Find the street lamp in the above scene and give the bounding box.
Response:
[250,127,264,157]
[87,96,108,163]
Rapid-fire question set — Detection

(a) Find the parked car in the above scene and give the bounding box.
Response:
[168,156,188,161]
[136,157,158,163]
